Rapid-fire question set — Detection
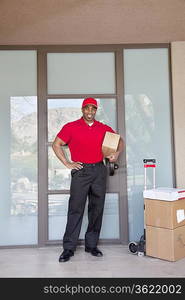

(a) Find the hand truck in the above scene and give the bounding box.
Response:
[128,158,156,256]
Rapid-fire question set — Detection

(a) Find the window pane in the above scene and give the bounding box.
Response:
[48,193,119,240]
[48,146,71,190]
[48,98,117,142]
[0,51,37,245]
[124,48,173,242]
[47,52,115,94]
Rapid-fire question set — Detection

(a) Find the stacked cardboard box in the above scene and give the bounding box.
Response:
[144,188,185,261]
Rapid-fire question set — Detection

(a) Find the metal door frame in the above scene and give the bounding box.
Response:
[37,45,128,246]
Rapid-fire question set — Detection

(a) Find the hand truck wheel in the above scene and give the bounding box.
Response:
[128,241,138,254]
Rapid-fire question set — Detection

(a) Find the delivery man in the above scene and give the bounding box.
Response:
[52,98,124,262]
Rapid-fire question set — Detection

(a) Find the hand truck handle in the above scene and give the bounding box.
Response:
[143,159,156,163]
[143,158,156,190]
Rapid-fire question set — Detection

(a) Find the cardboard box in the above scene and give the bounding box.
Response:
[146,225,185,261]
[144,198,185,229]
[102,132,120,157]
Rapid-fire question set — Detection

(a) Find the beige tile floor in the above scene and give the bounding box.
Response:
[0,244,185,278]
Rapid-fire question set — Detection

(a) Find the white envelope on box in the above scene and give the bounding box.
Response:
[176,209,185,223]
[143,187,185,201]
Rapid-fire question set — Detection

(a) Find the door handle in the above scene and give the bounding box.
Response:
[105,158,119,176]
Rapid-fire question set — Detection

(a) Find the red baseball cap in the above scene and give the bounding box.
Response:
[82,98,98,108]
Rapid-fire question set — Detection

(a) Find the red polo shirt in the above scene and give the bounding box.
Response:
[57,117,115,163]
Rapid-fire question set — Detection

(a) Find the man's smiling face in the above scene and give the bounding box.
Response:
[82,104,97,124]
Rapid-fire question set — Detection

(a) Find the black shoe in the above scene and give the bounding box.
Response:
[85,247,103,257]
[59,249,74,262]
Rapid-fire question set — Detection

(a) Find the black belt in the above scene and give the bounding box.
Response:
[82,161,104,167]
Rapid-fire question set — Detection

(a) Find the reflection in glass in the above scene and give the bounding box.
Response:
[11,96,37,214]
[48,193,119,240]
[48,98,116,142]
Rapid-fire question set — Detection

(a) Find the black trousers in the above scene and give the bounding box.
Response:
[63,162,107,251]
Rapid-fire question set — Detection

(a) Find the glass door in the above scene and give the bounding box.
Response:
[47,98,120,241]
[37,48,128,246]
